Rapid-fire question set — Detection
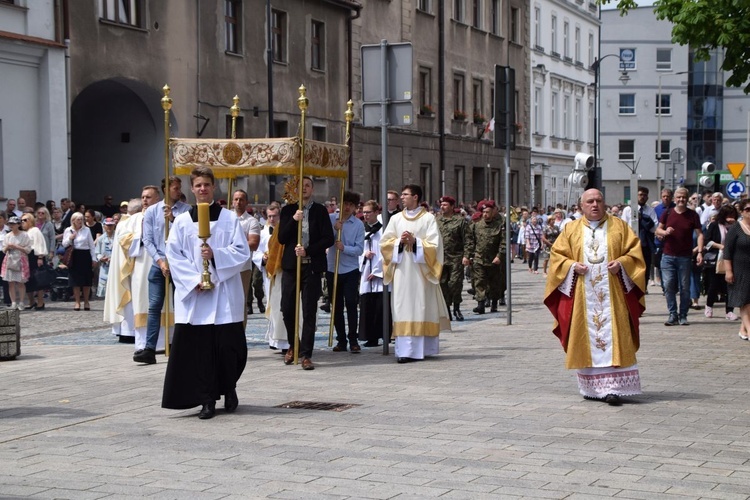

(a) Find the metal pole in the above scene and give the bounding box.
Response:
[292,85,309,365]
[267,0,276,202]
[657,75,663,197]
[746,111,750,189]
[380,39,390,355]
[503,67,512,326]
[327,180,346,347]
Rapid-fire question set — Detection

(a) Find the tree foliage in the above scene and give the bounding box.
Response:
[600,0,750,93]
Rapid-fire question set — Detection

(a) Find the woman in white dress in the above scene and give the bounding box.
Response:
[0,216,32,310]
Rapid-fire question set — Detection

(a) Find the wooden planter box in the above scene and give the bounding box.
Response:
[0,308,20,360]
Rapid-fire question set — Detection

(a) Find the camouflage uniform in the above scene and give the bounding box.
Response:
[465,214,506,312]
[436,213,467,313]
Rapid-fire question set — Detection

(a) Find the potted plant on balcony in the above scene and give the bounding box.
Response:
[420,104,435,116]
[473,112,487,125]
[514,122,523,133]
[453,109,468,121]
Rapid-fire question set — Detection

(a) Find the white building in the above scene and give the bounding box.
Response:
[600,6,750,202]
[530,0,600,210]
[0,0,69,208]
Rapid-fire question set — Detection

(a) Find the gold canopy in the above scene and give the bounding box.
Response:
[170,136,349,179]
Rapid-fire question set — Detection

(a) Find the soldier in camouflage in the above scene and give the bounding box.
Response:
[436,196,467,321]
[463,200,506,314]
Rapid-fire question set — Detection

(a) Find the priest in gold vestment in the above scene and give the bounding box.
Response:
[381,184,451,363]
[544,189,646,405]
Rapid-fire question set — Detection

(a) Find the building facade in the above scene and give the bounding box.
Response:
[0,0,68,207]
[599,7,750,201]
[530,0,599,210]
[3,0,531,208]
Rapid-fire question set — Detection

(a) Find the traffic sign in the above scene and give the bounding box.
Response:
[727,162,745,180]
[726,180,746,199]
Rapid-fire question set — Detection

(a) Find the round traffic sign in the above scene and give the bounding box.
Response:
[726,180,746,200]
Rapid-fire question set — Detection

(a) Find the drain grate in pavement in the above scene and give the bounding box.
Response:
[276,401,360,412]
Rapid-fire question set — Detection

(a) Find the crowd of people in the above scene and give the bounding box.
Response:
[4,178,749,415]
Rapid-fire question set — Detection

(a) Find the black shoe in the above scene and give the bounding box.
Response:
[453,308,464,321]
[35,304,45,310]
[467,288,475,296]
[257,300,266,314]
[363,341,380,347]
[604,394,622,406]
[320,301,331,313]
[397,357,415,364]
[498,298,506,306]
[133,348,156,364]
[664,316,678,326]
[474,302,485,314]
[24,304,36,310]
[198,402,216,419]
[247,305,253,315]
[224,390,238,413]
[490,300,498,312]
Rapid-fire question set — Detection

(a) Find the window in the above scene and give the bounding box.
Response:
[619,140,635,161]
[419,67,432,112]
[454,0,464,22]
[311,21,324,70]
[490,0,500,35]
[417,0,431,13]
[574,26,581,63]
[551,91,559,136]
[656,93,671,115]
[619,93,635,115]
[563,95,570,138]
[563,21,569,58]
[472,0,481,28]
[453,73,465,116]
[273,120,288,138]
[533,87,542,134]
[371,162,381,200]
[99,0,144,28]
[312,125,326,142]
[534,7,541,47]
[455,166,465,203]
[420,164,432,204]
[656,48,672,71]
[655,139,670,160]
[588,33,594,66]
[473,79,483,117]
[225,0,241,54]
[575,98,582,141]
[225,115,244,139]
[272,9,287,63]
[551,15,557,55]
[510,7,519,43]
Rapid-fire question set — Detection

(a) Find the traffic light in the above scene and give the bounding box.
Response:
[699,162,716,188]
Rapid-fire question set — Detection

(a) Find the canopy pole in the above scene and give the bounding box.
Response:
[293,85,309,365]
[161,85,173,357]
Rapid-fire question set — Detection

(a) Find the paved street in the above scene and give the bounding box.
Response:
[2,265,750,499]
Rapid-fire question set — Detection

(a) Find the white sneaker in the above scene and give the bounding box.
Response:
[10,302,16,310]
[704,306,713,318]
[739,331,749,341]
[726,311,739,321]
[16,303,24,311]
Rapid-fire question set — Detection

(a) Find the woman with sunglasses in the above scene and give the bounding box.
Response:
[724,199,750,341]
[21,214,48,310]
[36,207,55,263]
[0,216,32,310]
[703,205,738,321]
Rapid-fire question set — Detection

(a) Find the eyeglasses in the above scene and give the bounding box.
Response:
[21,218,31,222]
[743,207,750,213]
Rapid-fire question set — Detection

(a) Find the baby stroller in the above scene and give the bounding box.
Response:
[50,266,72,302]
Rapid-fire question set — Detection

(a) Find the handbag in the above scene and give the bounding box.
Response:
[61,245,74,267]
[5,250,22,271]
[715,249,726,274]
[32,264,57,289]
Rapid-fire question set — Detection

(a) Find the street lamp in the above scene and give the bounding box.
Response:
[656,71,688,195]
[590,54,630,190]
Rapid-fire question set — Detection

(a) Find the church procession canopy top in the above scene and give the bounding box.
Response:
[168,85,352,180]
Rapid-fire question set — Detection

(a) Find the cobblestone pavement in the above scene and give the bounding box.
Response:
[2,264,750,499]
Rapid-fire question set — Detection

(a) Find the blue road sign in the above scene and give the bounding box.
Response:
[726,180,746,199]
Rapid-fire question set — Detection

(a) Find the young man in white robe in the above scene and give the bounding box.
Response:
[380,184,451,363]
[358,199,388,347]
[162,167,250,420]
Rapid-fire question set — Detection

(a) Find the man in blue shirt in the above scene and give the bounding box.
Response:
[135,176,190,364]
[327,191,365,353]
